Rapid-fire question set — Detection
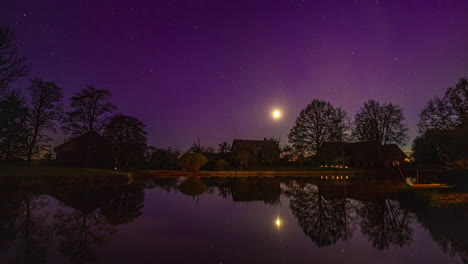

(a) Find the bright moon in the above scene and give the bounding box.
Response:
[275,217,282,228]
[272,109,282,120]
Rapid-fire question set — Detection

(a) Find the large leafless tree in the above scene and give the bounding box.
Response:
[61,86,117,137]
[0,25,28,93]
[25,78,63,161]
[288,99,349,157]
[0,89,29,160]
[353,100,408,146]
[418,77,468,133]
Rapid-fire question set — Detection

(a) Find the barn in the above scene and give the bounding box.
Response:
[54,130,116,168]
[319,140,407,168]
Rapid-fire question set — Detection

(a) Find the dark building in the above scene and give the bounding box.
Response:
[319,141,407,168]
[54,130,116,168]
[231,138,280,168]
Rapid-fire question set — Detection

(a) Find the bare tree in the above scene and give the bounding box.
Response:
[288,99,349,158]
[25,78,63,161]
[103,114,147,168]
[353,100,408,146]
[0,89,28,159]
[61,86,117,137]
[0,25,28,93]
[418,77,468,133]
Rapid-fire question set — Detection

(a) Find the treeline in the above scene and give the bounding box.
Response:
[1,24,466,170]
[286,98,408,165]
[284,78,467,169]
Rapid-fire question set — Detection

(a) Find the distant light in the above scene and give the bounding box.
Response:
[275,217,282,228]
[272,109,282,120]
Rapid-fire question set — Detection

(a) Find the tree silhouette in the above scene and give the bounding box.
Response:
[61,86,117,137]
[104,114,147,168]
[0,89,28,160]
[218,141,231,160]
[25,78,63,161]
[353,100,408,145]
[144,147,180,170]
[419,77,468,133]
[288,99,349,158]
[415,77,468,165]
[0,25,28,93]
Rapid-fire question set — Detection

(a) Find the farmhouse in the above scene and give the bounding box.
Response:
[54,130,116,168]
[319,140,407,168]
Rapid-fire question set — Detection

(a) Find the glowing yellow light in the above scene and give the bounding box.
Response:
[346,176,349,179]
[275,217,282,228]
[272,109,282,120]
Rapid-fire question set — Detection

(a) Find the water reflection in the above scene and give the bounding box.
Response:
[0,193,49,263]
[0,176,467,263]
[285,182,355,248]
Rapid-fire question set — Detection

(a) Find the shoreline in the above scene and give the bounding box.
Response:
[0,166,446,187]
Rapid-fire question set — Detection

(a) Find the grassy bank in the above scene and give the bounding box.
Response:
[0,166,133,186]
[399,184,468,207]
[0,166,418,186]
[141,169,357,178]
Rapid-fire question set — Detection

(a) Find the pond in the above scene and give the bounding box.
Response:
[0,176,467,263]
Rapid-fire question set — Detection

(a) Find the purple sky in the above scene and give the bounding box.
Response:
[2,0,468,151]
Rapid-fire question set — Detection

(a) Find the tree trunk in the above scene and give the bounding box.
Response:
[27,127,39,162]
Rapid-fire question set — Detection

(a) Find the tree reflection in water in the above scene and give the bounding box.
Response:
[51,186,116,263]
[284,178,414,250]
[53,208,115,262]
[0,177,467,263]
[101,184,145,225]
[358,198,412,250]
[285,182,356,247]
[0,193,49,264]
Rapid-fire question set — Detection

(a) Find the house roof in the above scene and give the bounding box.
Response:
[54,130,113,152]
[381,144,408,159]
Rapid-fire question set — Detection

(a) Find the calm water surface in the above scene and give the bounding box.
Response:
[0,176,467,263]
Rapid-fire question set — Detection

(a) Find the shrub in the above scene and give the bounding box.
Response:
[180,153,208,172]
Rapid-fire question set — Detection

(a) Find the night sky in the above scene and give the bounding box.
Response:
[2,0,468,150]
